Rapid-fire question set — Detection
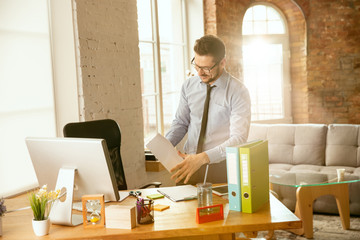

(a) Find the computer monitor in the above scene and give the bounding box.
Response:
[25,137,120,225]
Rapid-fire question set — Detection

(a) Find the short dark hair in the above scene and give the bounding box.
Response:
[193,35,226,62]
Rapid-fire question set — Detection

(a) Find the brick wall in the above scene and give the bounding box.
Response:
[204,0,360,124]
[203,0,217,36]
[73,0,146,188]
[304,0,360,123]
[215,0,247,80]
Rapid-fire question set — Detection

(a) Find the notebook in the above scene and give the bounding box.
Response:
[157,185,197,202]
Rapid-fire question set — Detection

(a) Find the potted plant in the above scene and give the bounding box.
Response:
[29,185,60,236]
[0,198,6,236]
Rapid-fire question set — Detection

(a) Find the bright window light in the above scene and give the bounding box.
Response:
[0,0,56,197]
[243,5,285,35]
[137,0,187,143]
[242,4,290,122]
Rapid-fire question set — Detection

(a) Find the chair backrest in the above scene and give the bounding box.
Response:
[63,119,127,190]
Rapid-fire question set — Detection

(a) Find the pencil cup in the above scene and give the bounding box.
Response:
[197,183,213,208]
[337,168,345,182]
[136,198,154,224]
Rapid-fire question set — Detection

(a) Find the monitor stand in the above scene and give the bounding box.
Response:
[49,168,83,226]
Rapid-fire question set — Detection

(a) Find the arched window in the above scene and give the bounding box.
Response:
[242,4,292,122]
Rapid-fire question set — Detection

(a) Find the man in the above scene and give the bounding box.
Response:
[165,35,251,184]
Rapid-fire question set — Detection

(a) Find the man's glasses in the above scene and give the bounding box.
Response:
[191,57,221,74]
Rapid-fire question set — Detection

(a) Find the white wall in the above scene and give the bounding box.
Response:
[71,0,148,189]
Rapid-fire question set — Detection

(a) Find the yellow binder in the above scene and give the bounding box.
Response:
[240,140,269,213]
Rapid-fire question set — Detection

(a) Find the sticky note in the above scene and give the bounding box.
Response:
[146,193,164,200]
[153,204,170,211]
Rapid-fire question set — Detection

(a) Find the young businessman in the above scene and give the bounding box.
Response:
[165,35,251,184]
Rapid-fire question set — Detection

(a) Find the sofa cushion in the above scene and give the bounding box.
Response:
[249,124,327,165]
[269,163,293,172]
[289,164,324,173]
[247,123,268,140]
[326,124,360,167]
[293,125,327,165]
[267,125,295,164]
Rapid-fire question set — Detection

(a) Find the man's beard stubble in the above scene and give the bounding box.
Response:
[200,67,221,85]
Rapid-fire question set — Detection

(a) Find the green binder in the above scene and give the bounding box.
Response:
[226,140,263,212]
[240,140,269,213]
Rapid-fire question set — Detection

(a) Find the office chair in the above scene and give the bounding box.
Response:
[63,119,161,190]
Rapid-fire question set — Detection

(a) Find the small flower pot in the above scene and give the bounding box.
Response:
[32,218,50,236]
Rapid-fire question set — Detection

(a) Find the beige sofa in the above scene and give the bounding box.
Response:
[247,124,360,215]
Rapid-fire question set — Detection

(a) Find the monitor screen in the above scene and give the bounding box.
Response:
[26,137,119,202]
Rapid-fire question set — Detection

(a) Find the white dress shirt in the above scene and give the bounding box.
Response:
[165,70,251,164]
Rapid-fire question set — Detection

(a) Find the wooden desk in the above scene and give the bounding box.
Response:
[1,188,301,240]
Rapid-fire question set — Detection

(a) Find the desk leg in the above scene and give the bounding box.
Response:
[290,183,350,239]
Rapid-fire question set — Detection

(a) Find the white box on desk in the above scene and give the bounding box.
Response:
[105,205,136,229]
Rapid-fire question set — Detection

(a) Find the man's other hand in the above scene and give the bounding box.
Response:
[170,152,210,184]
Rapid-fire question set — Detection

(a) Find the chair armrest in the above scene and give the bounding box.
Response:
[139,182,162,189]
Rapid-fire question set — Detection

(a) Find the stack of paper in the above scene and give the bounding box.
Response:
[146,133,183,172]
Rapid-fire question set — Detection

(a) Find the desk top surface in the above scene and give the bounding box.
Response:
[1,187,301,240]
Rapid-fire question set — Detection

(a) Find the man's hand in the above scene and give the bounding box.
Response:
[170,152,210,184]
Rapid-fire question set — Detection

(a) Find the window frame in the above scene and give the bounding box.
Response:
[138,0,195,140]
[242,3,292,123]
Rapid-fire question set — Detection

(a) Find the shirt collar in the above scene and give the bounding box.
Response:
[199,70,228,89]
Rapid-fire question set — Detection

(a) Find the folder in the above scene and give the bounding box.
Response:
[240,140,269,213]
[226,140,263,212]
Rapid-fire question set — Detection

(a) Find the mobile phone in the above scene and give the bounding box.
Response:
[212,185,228,196]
